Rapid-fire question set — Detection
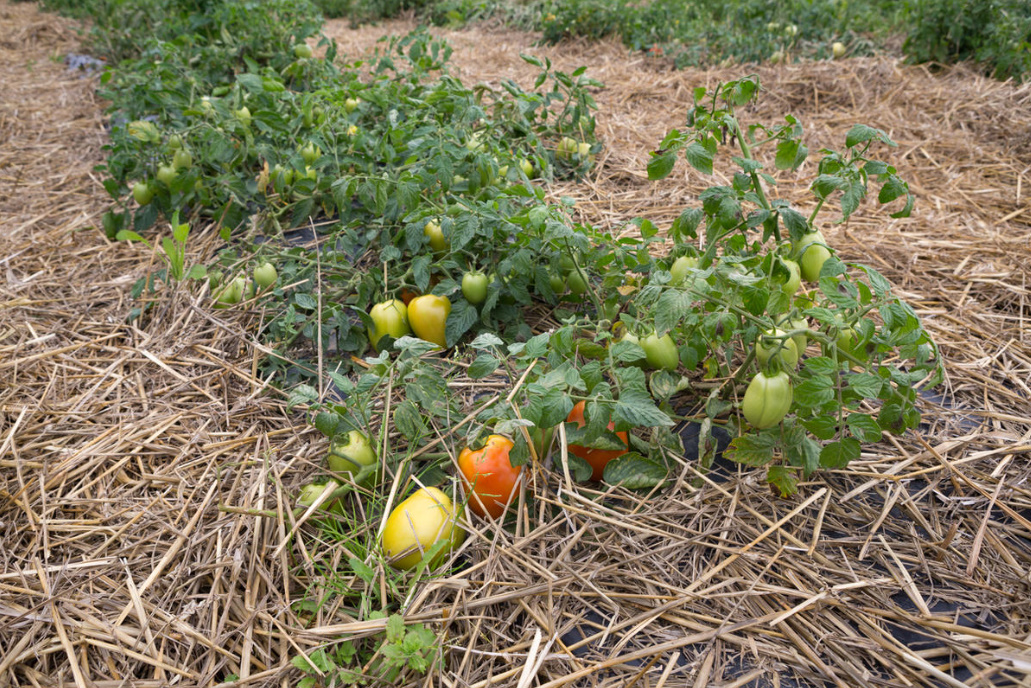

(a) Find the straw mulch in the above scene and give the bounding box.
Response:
[2,1,1030,685]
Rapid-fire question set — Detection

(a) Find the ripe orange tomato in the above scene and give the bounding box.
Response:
[566,400,628,481]
[458,435,521,518]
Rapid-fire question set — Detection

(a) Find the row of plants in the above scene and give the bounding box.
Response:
[38,0,942,682]
[311,0,1031,81]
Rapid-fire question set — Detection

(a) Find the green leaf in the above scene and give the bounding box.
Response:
[602,453,667,488]
[467,354,500,379]
[845,123,881,148]
[528,388,574,429]
[654,288,693,335]
[847,372,884,399]
[445,299,478,347]
[847,413,883,443]
[647,150,677,180]
[613,391,674,428]
[802,414,838,440]
[774,139,806,171]
[394,400,427,441]
[820,438,861,468]
[793,376,836,409]
[726,433,776,467]
[766,465,799,497]
[286,384,319,411]
[685,140,714,175]
[314,411,340,438]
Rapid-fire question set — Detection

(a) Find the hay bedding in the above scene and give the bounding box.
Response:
[1,0,1029,685]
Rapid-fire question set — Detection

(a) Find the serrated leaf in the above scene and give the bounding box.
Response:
[845,123,879,148]
[444,299,478,347]
[685,141,714,174]
[467,354,500,379]
[847,413,883,443]
[726,433,776,467]
[286,384,319,411]
[802,414,839,440]
[820,438,861,468]
[393,400,427,441]
[613,392,674,428]
[314,411,340,438]
[647,151,677,180]
[793,376,836,409]
[847,372,883,399]
[602,453,667,488]
[766,465,799,497]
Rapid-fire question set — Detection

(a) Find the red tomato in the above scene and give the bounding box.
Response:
[458,435,521,519]
[566,400,628,481]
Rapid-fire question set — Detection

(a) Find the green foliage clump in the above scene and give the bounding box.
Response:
[903,0,1031,81]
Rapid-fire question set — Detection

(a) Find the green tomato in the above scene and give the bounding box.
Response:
[297,479,341,509]
[213,276,247,308]
[294,43,313,59]
[794,231,832,282]
[198,97,215,116]
[566,270,588,296]
[742,370,793,429]
[300,142,320,166]
[168,134,183,150]
[832,42,846,59]
[407,294,452,349]
[556,137,579,161]
[423,219,446,253]
[172,148,192,170]
[132,181,154,206]
[779,258,802,295]
[368,299,412,350]
[327,430,377,481]
[462,271,489,305]
[641,333,679,371]
[549,274,566,295]
[519,158,534,177]
[253,262,277,290]
[344,97,360,113]
[234,106,252,128]
[776,315,809,355]
[822,317,863,365]
[755,329,799,370]
[670,255,699,286]
[156,164,177,187]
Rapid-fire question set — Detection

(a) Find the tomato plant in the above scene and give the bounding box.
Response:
[742,370,793,429]
[566,400,629,481]
[458,435,520,519]
[407,295,451,348]
[381,487,465,571]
